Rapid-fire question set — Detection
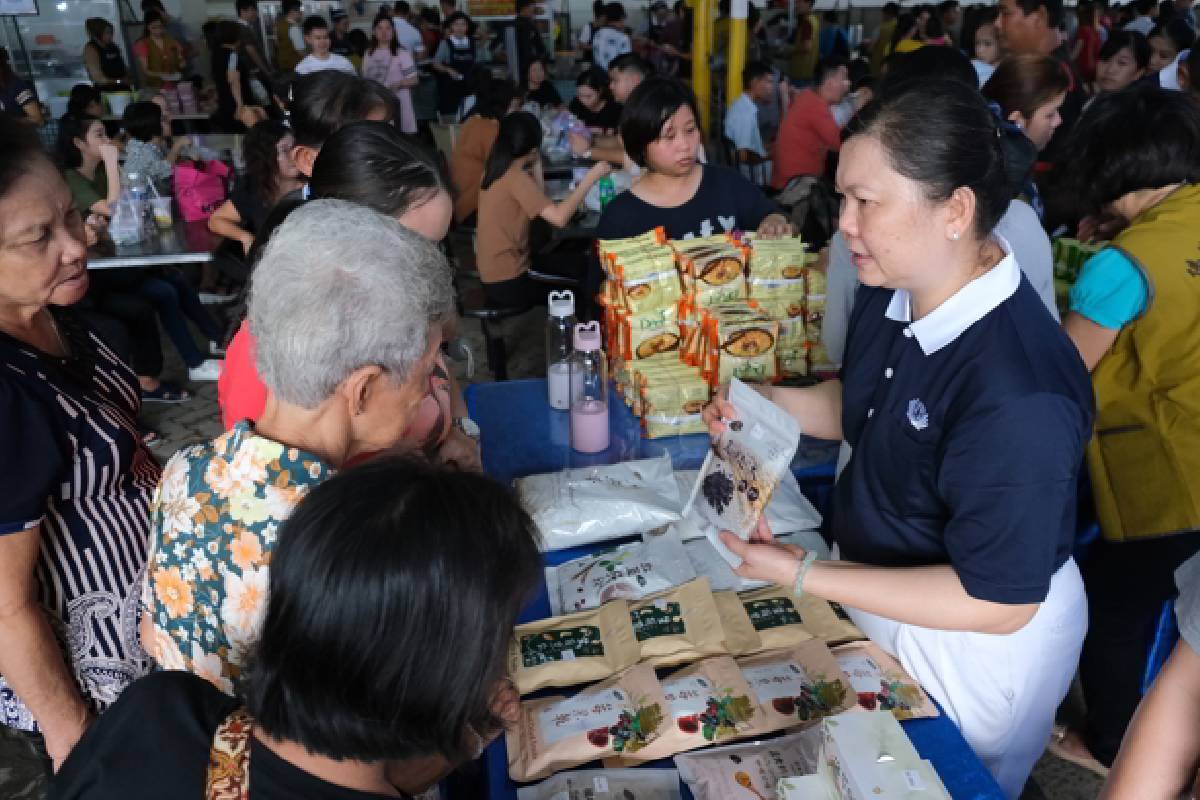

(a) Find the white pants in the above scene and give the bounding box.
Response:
[843,558,1087,799]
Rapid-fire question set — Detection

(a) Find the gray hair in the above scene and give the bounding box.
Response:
[248,199,455,408]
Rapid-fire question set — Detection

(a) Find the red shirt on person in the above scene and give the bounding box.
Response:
[771,88,841,190]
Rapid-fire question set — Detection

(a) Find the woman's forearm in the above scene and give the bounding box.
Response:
[766,378,843,441]
[1101,641,1200,800]
[227,70,244,107]
[805,560,1038,634]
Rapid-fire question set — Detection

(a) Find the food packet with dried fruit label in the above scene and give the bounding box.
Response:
[604,656,761,766]
[832,641,938,720]
[738,586,865,648]
[674,728,825,800]
[507,663,669,782]
[683,378,801,567]
[516,768,683,800]
[711,589,764,656]
[545,534,696,616]
[733,586,815,653]
[508,601,641,694]
[738,641,855,730]
[630,578,727,667]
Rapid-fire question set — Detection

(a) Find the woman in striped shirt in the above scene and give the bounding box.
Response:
[0,120,158,782]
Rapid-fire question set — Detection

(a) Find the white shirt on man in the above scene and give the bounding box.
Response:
[592,27,632,69]
[295,52,358,75]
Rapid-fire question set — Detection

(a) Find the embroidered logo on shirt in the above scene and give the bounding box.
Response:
[906,399,929,431]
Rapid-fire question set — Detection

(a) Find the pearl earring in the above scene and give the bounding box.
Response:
[950,230,961,241]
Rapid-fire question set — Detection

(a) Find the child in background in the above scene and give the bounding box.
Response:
[972,17,1001,86]
[120,100,188,187]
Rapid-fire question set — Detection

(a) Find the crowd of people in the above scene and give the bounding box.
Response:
[0,0,1198,799]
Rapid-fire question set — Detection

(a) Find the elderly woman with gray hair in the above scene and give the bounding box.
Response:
[139,199,455,694]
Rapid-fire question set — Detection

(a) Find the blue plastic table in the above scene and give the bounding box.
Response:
[465,379,1006,800]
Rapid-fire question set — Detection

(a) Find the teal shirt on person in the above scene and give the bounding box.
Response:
[1068,247,1150,330]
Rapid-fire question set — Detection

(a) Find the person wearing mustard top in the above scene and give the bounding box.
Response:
[475,112,611,309]
[707,80,1093,799]
[1049,88,1200,774]
[133,11,184,90]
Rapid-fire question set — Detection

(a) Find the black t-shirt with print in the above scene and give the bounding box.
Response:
[50,671,400,800]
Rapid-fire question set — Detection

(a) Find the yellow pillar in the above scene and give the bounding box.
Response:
[691,0,711,134]
[725,0,747,109]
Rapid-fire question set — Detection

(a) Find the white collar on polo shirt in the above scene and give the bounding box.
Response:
[884,235,1020,356]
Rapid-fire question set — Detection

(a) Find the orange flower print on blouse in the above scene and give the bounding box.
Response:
[141,422,333,695]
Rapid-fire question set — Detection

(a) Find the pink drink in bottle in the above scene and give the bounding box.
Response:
[569,321,610,453]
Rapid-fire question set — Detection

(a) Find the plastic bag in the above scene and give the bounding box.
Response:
[517,769,682,799]
[517,455,681,551]
[675,728,825,800]
[545,533,696,616]
[682,379,802,566]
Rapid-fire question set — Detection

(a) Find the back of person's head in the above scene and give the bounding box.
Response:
[290,71,397,149]
[1077,0,1097,24]
[1100,29,1151,69]
[1064,86,1200,215]
[515,0,535,12]
[283,0,303,14]
[85,17,112,40]
[846,78,1012,237]
[66,84,101,118]
[311,121,446,217]
[606,1,627,22]
[481,111,542,190]
[303,15,329,35]
[0,116,50,201]
[593,0,607,16]
[55,113,100,170]
[822,9,838,22]
[1136,0,1156,14]
[1159,0,1177,23]
[620,77,700,168]
[474,70,519,118]
[891,13,917,46]
[394,0,412,15]
[883,1,900,17]
[1014,0,1065,29]
[122,100,163,142]
[1155,18,1197,53]
[743,59,773,89]
[925,14,945,38]
[609,52,651,79]
[248,200,454,407]
[982,53,1070,120]
[576,65,611,93]
[881,44,976,92]
[347,28,369,55]
[212,18,245,49]
[244,456,541,764]
[938,0,959,15]
[141,0,164,13]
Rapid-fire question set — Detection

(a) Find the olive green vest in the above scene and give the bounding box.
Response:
[788,13,821,81]
[274,18,302,72]
[1087,183,1200,542]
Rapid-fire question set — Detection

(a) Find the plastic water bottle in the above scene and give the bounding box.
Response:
[569,321,610,453]
[546,289,576,410]
[598,176,615,210]
[109,174,144,245]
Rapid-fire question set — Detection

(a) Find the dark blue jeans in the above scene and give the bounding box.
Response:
[136,270,221,369]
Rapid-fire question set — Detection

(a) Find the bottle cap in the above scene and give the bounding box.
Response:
[547,289,575,318]
[573,321,602,352]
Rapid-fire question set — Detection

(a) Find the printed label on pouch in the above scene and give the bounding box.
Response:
[743,597,802,631]
[537,687,628,746]
[662,675,712,718]
[837,654,882,694]
[741,661,809,703]
[520,625,605,667]
[630,600,685,641]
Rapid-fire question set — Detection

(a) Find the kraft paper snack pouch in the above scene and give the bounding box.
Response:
[507,663,669,782]
[605,656,761,765]
[516,769,683,800]
[738,641,854,729]
[545,534,696,616]
[684,378,801,566]
[736,586,816,653]
[832,641,938,720]
[792,594,865,645]
[509,601,641,694]
[630,578,728,667]
[712,590,764,656]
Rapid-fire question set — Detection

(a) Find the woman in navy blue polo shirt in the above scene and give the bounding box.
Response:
[710,79,1094,799]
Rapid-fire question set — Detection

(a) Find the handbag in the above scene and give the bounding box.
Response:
[174,159,231,222]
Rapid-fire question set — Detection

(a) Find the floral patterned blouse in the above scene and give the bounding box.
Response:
[142,421,333,694]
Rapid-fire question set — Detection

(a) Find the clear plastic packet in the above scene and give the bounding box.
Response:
[508,601,641,694]
[516,769,682,799]
[737,640,854,728]
[507,663,669,782]
[545,534,696,616]
[832,641,938,720]
[517,455,682,551]
[603,656,760,766]
[682,379,802,567]
[630,577,728,668]
[674,728,825,800]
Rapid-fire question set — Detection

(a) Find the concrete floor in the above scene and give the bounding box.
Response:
[139,240,1108,800]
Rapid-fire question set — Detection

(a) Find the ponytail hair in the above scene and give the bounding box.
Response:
[480,111,542,191]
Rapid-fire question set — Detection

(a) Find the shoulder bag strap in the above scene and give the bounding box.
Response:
[205,708,254,800]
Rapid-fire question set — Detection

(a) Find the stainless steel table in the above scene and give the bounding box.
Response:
[88,220,221,270]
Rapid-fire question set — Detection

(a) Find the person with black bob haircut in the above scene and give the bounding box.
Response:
[597,77,790,247]
[569,65,623,133]
[119,100,188,186]
[1048,87,1200,776]
[710,77,1093,799]
[50,456,542,798]
[1093,29,1151,94]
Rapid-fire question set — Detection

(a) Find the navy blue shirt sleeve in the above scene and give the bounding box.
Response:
[0,377,65,534]
[723,166,779,231]
[937,392,1088,604]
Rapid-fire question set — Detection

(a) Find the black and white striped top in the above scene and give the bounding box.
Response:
[0,309,161,732]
